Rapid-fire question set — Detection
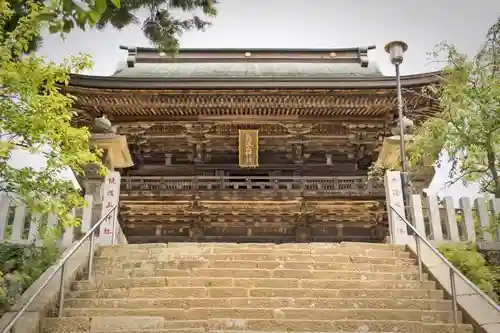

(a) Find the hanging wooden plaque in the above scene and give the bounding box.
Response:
[238,129,259,168]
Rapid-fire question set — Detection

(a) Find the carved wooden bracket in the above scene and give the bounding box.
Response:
[188,226,204,241]
[155,225,163,236]
[184,124,214,163]
[129,133,148,146]
[285,136,311,164]
[164,153,173,165]
[283,123,315,136]
[184,123,214,136]
[187,140,211,164]
[116,123,152,136]
[128,135,147,168]
[186,195,209,215]
[295,225,311,242]
[294,197,315,224]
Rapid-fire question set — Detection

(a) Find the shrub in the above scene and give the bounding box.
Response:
[0,243,60,313]
[439,243,500,302]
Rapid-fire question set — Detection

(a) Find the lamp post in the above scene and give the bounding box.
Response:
[384,40,412,223]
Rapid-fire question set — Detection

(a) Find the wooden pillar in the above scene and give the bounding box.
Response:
[164,153,172,165]
[325,153,333,166]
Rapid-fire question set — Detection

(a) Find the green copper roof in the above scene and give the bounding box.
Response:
[112,61,383,79]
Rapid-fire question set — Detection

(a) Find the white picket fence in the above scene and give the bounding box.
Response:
[409,192,500,249]
[0,193,113,248]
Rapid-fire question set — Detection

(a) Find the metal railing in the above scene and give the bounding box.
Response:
[389,204,500,324]
[0,205,119,333]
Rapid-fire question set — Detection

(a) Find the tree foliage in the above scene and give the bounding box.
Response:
[0,0,105,235]
[3,0,218,53]
[101,0,218,52]
[408,18,500,197]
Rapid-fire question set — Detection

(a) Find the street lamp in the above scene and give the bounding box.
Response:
[385,40,412,223]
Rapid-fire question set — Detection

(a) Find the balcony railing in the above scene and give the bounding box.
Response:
[121,176,385,196]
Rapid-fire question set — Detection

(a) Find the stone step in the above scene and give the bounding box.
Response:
[41,316,473,333]
[64,297,455,311]
[94,260,420,276]
[42,330,187,333]
[61,307,462,323]
[208,319,473,333]
[98,244,409,255]
[85,268,427,282]
[41,316,164,333]
[67,286,444,299]
[93,254,416,268]
[338,241,406,250]
[73,277,435,291]
[165,241,403,249]
[99,241,405,252]
[96,247,411,259]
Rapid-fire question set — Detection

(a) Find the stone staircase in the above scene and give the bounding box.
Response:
[41,242,474,333]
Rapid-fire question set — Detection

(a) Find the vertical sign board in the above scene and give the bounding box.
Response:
[238,129,259,168]
[384,170,409,245]
[99,171,121,245]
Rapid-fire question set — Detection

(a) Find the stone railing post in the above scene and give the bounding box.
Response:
[81,165,105,230]
[0,192,10,242]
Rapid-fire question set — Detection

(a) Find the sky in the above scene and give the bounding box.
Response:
[29,0,500,199]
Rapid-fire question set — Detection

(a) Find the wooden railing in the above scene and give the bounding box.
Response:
[121,176,385,196]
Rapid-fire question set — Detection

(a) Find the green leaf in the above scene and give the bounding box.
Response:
[95,0,107,14]
[74,10,88,30]
[37,12,58,22]
[87,10,101,26]
[110,0,121,8]
[48,23,60,34]
[62,0,76,13]
[62,19,74,33]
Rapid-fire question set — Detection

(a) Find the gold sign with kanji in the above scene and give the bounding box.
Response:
[238,129,259,168]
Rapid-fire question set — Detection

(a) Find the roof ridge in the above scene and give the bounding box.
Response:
[120,46,377,68]
[118,45,377,52]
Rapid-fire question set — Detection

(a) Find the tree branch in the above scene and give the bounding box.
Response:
[438,167,488,192]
